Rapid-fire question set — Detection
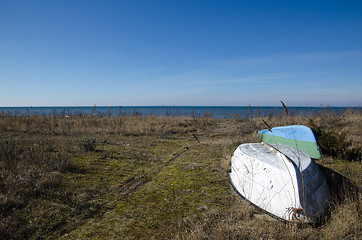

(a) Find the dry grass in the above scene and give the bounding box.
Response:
[0,110,361,239]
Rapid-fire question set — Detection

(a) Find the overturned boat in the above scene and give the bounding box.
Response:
[258,125,322,159]
[229,142,330,223]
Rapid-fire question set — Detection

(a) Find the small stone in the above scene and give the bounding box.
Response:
[197,206,208,211]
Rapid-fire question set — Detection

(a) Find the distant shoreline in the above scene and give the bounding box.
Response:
[1,106,359,118]
[0,105,360,108]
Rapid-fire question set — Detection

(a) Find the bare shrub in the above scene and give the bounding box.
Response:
[309,119,361,161]
[81,137,97,152]
[0,137,79,236]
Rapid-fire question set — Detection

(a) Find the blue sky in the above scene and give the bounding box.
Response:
[0,0,361,107]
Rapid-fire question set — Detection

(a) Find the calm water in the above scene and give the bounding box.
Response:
[0,106,357,118]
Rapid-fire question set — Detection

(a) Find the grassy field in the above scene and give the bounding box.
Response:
[0,110,361,239]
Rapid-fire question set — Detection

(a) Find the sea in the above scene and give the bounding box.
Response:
[0,106,359,119]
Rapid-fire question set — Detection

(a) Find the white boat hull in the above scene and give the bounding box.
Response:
[229,143,330,223]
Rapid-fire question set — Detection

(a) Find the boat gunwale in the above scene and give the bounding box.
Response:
[228,173,313,224]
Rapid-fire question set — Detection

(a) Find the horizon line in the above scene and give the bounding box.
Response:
[1,105,360,108]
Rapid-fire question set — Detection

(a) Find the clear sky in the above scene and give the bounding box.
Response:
[1,0,361,107]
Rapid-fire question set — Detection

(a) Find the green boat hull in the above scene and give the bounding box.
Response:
[259,125,322,159]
